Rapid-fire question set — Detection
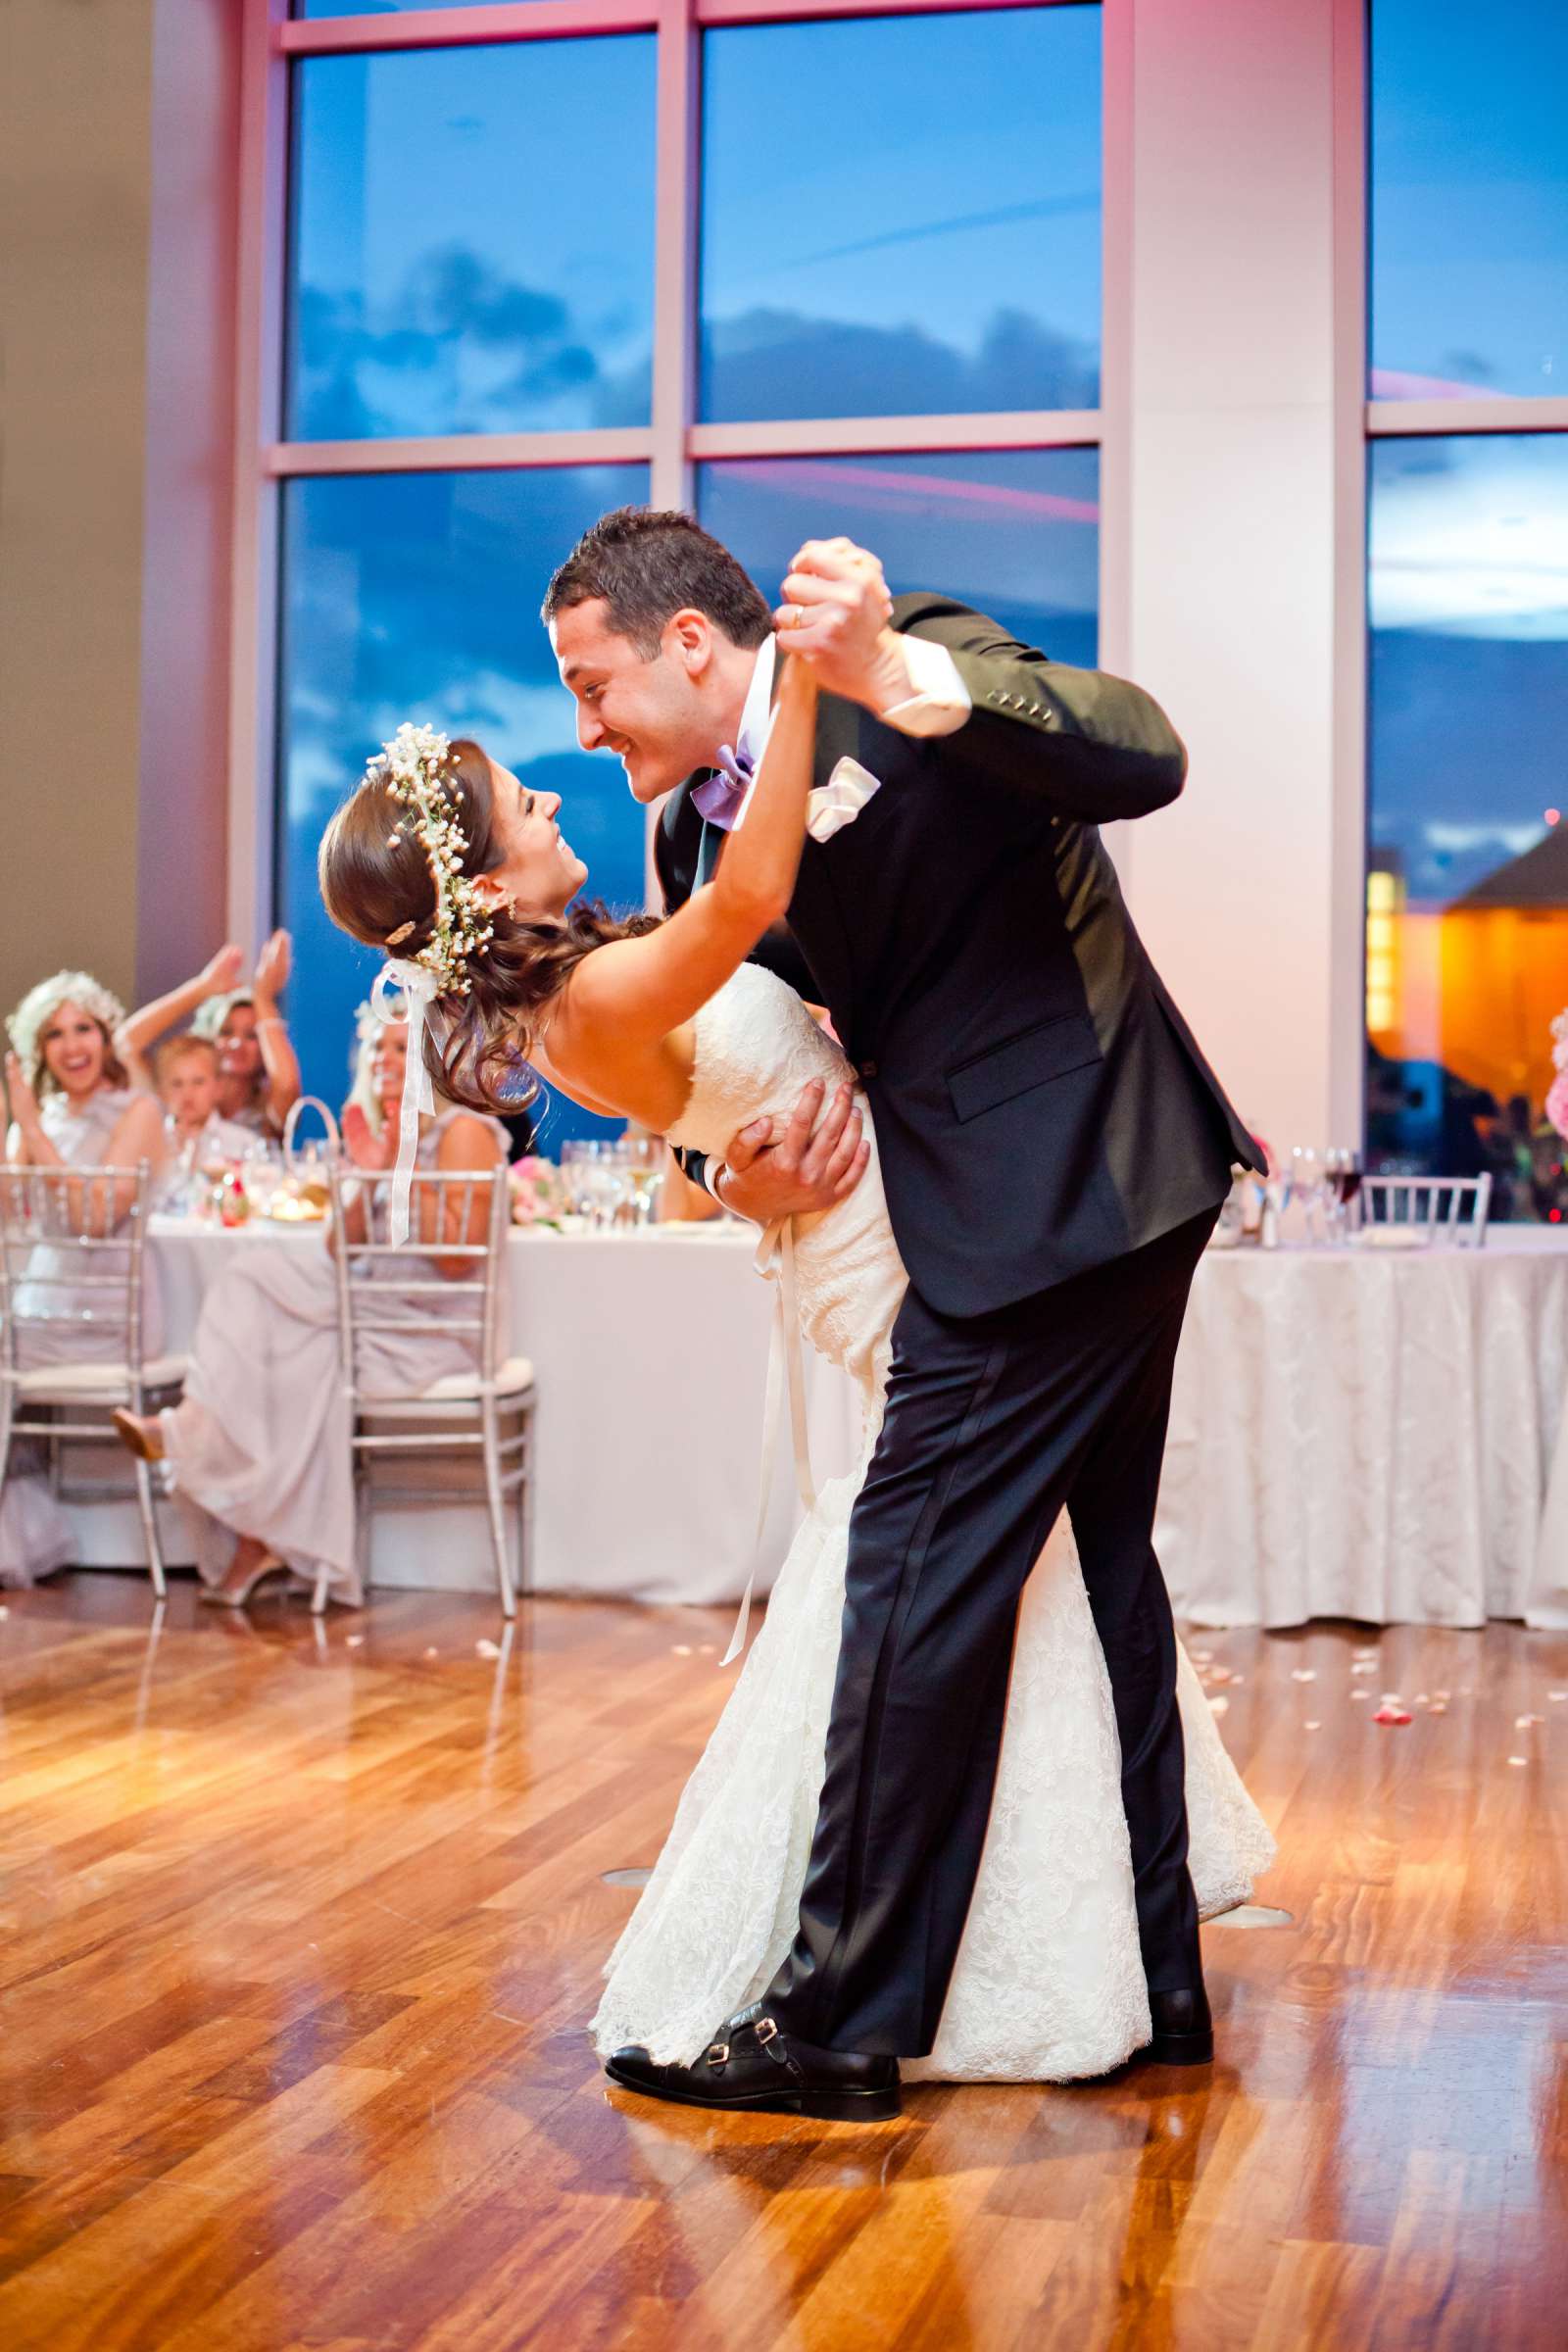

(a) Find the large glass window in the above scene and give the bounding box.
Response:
[276,466,648,1140]
[1367,0,1568,1213]
[699,9,1101,421]
[1370,0,1567,400]
[287,39,656,440]
[260,4,1102,1158]
[699,449,1100,667]
[1366,435,1568,1209]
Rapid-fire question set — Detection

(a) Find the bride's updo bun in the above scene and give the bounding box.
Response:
[318,735,657,1115]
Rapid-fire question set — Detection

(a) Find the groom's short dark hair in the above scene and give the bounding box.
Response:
[542,507,773,659]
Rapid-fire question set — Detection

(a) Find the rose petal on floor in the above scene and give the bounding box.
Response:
[1373,1705,1412,1725]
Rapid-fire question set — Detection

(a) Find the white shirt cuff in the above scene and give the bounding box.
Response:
[879,637,972,737]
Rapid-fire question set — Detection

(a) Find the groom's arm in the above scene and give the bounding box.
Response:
[898,595,1187,823]
[780,543,1187,824]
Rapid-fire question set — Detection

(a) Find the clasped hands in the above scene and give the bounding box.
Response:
[772,535,909,718]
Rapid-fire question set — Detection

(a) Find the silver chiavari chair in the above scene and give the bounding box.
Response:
[0,1160,184,1592]
[326,1164,535,1618]
[1358,1171,1492,1248]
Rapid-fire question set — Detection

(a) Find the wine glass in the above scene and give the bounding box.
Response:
[621,1136,664,1230]
[1291,1147,1324,1245]
[1323,1145,1362,1243]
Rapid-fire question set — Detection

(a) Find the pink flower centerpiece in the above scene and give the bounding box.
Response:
[1547,1012,1568,1143]
[509,1155,563,1228]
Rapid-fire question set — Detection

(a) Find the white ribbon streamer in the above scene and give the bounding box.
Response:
[373,958,438,1246]
[723,1215,817,1666]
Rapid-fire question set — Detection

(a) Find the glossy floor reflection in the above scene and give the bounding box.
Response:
[0,1575,1564,2348]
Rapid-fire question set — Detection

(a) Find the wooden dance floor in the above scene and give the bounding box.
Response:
[1,1575,1565,2350]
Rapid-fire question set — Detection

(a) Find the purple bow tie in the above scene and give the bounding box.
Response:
[691,742,754,832]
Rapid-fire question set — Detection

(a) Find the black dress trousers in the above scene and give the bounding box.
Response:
[763,1204,1219,2057]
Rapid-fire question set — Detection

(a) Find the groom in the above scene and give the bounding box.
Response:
[546,509,1263,2118]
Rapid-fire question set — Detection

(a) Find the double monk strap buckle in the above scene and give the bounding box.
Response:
[705,2041,730,2071]
[753,2016,779,2046]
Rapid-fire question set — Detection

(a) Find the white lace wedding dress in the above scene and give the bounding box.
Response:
[594,963,1275,2082]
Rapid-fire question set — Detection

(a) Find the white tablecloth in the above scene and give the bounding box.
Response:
[70,1220,863,1602]
[1157,1229,1568,1630]
[64,1219,1568,1626]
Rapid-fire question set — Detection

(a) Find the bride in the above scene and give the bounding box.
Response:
[318,679,1274,2092]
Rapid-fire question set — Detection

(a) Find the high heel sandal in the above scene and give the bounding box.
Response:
[199,1555,293,1609]
[112,1408,166,1463]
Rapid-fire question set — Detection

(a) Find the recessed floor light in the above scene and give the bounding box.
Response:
[1209,1904,1294,1930]
[602,1867,654,1888]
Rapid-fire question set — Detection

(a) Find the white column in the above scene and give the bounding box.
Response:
[1102,0,1366,1157]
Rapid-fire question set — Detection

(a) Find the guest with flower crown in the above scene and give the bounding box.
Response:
[113,991,506,1608]
[3,972,168,1583]
[117,933,302,1140]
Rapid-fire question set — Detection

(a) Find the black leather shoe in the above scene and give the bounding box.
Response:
[1138,1986,1213,2066]
[606,2001,901,2121]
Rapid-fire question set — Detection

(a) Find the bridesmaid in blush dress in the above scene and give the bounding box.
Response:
[3,972,168,1583]
[114,1014,507,1607]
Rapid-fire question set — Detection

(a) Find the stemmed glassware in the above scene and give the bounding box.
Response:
[1291,1147,1325,1245]
[619,1136,664,1229]
[1323,1145,1362,1244]
[560,1140,626,1230]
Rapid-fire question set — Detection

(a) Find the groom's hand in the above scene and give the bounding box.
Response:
[716,1079,869,1223]
[775,539,907,716]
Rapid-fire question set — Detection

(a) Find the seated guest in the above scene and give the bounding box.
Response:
[2,972,167,1583]
[113,1010,507,1608]
[153,1036,257,1200]
[118,933,301,1140]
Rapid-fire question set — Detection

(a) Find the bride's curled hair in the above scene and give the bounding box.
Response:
[318,736,658,1113]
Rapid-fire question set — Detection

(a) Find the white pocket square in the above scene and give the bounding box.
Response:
[807,756,882,844]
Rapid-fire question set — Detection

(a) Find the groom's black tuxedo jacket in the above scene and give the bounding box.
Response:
[657,592,1263,1320]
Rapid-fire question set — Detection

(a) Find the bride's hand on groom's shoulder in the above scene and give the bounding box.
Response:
[716,1078,869,1223]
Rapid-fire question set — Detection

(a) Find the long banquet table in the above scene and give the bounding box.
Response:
[61,1217,1568,1628]
[69,1219,864,1606]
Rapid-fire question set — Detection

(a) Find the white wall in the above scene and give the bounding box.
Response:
[1105,0,1366,1159]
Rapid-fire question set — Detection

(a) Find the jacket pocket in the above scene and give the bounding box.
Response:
[946,1012,1103,1125]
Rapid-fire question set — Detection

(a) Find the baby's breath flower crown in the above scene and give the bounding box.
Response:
[369,722,494,997]
[7,971,127,1085]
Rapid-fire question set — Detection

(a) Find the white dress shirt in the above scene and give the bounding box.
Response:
[729,630,972,825]
[702,631,970,1198]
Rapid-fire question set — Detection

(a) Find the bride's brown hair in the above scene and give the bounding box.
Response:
[318,736,659,1115]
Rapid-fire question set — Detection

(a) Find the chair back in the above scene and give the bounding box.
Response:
[0,1160,155,1377]
[1359,1172,1492,1247]
[326,1164,510,1400]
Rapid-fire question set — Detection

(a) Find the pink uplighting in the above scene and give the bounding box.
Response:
[720,458,1100,523]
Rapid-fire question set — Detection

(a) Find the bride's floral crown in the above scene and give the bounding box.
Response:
[369,722,494,997]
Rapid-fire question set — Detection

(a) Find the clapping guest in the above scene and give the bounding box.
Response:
[112,1010,507,1608]
[118,933,301,1140]
[2,973,167,1583]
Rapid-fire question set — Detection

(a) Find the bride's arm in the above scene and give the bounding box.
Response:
[557,658,818,1053]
